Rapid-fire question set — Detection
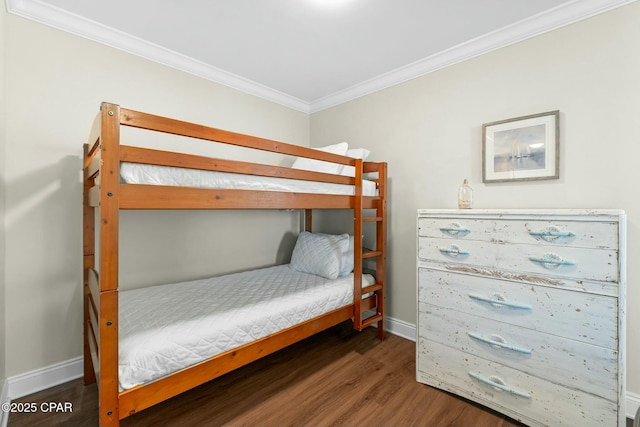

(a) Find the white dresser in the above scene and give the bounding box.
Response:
[416,209,626,427]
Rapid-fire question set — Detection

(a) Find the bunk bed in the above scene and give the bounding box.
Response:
[82,102,387,426]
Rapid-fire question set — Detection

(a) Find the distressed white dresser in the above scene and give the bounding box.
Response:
[416,209,626,427]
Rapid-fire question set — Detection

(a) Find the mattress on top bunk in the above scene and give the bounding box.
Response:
[118,264,375,391]
[120,162,378,196]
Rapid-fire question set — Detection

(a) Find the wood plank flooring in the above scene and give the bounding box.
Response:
[8,323,528,427]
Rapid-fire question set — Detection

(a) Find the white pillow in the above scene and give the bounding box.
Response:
[339,235,355,277]
[291,142,348,175]
[290,232,349,279]
[339,147,372,177]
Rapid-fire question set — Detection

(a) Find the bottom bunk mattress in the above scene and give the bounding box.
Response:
[118,264,375,390]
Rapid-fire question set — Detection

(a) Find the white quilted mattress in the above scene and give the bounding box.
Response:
[118,264,375,390]
[120,162,378,196]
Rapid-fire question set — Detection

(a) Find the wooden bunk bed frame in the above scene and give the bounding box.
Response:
[82,102,387,426]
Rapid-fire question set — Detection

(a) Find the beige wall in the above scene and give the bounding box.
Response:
[1,1,7,383]
[311,2,640,396]
[3,12,308,377]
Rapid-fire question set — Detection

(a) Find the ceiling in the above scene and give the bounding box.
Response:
[6,0,636,112]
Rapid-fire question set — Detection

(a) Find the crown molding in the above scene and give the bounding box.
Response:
[5,0,311,113]
[308,0,638,113]
[6,0,636,114]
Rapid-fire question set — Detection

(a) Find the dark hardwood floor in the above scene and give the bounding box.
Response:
[7,323,585,426]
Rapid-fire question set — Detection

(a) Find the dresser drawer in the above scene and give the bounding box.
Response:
[418,268,617,348]
[498,219,618,249]
[417,339,618,427]
[497,243,619,282]
[418,304,618,401]
[418,236,618,283]
[418,217,494,241]
[418,237,496,266]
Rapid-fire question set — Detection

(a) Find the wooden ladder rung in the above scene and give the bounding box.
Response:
[363,250,382,259]
[363,216,383,222]
[361,313,383,329]
[362,283,383,294]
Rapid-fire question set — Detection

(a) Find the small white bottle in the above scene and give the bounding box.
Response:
[458,179,473,209]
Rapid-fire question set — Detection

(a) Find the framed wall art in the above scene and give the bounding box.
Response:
[482,110,559,183]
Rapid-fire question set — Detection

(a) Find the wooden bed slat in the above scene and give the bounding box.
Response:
[119,184,379,210]
[88,269,100,308]
[361,295,376,312]
[86,268,100,346]
[119,108,354,166]
[120,145,354,185]
[87,318,100,383]
[363,162,384,173]
[88,299,99,344]
[118,305,354,418]
[88,305,99,353]
[362,283,383,294]
[363,250,383,259]
[361,313,383,328]
[88,151,101,178]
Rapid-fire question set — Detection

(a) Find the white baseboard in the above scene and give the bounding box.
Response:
[7,357,83,400]
[386,315,416,342]
[1,379,9,427]
[2,327,638,423]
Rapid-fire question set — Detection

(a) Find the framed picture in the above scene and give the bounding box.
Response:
[482,110,559,183]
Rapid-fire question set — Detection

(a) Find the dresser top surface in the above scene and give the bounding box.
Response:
[417,209,625,219]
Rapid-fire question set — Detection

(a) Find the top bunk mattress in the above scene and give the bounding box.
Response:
[120,162,378,196]
[119,264,375,391]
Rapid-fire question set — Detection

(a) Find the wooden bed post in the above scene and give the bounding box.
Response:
[98,102,121,426]
[375,162,387,340]
[305,209,313,232]
[353,158,364,330]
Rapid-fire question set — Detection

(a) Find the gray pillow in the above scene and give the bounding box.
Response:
[290,232,349,279]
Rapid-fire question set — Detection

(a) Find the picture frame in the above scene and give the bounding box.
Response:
[482,110,559,183]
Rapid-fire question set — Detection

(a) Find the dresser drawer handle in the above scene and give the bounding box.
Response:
[439,223,471,236]
[439,245,470,257]
[529,226,575,242]
[467,332,532,355]
[529,253,576,269]
[468,293,532,310]
[468,372,531,399]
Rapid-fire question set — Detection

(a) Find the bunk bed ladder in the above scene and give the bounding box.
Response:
[353,159,386,340]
